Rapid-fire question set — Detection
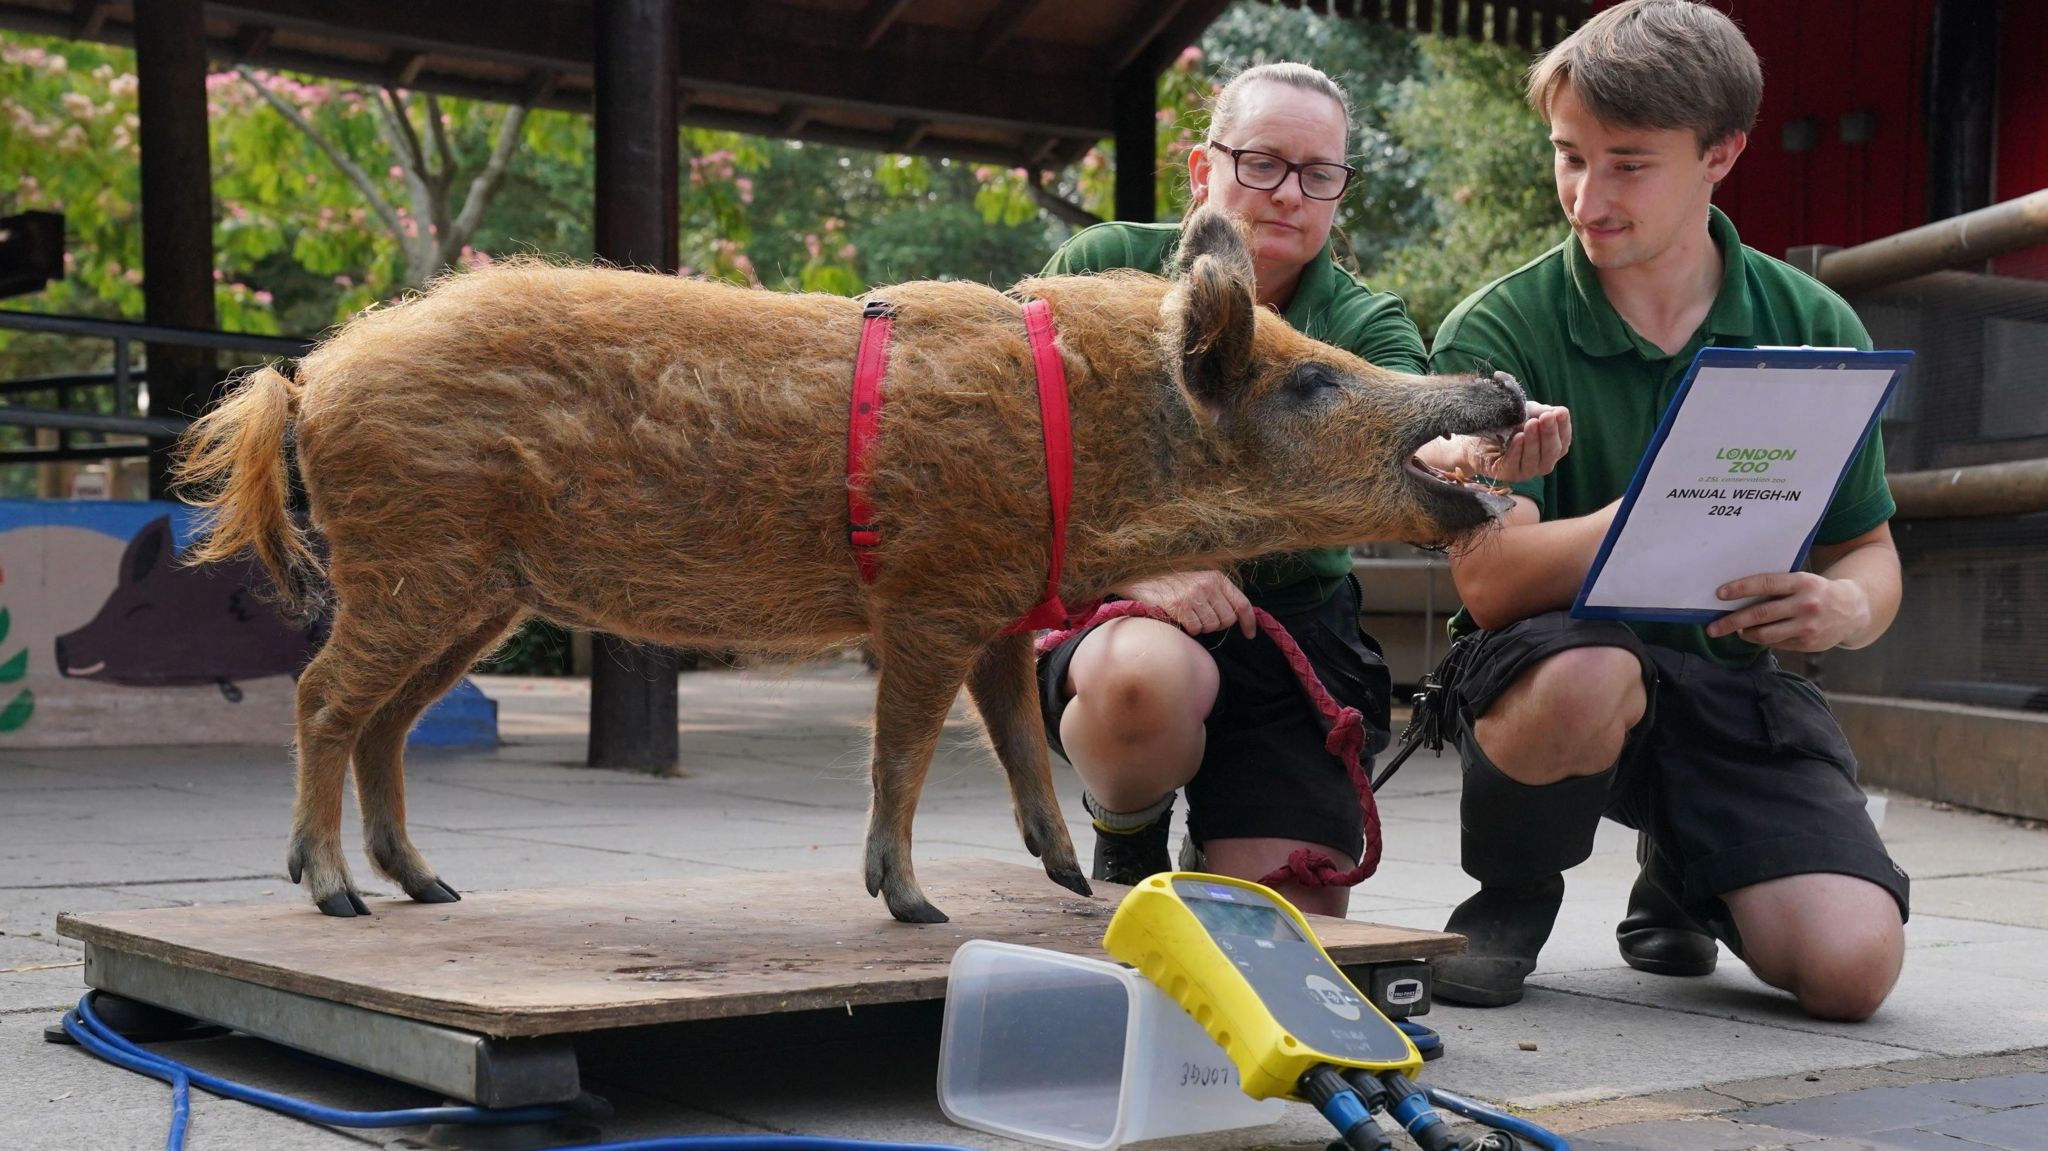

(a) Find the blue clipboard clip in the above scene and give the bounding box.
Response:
[1571,345,1913,625]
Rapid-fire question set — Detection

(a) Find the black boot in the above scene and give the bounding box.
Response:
[1436,874,1565,1007]
[1617,833,1717,976]
[1084,791,1174,886]
[1434,757,1613,1008]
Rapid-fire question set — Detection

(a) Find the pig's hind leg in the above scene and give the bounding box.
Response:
[351,607,524,905]
[289,602,447,917]
[965,633,1090,899]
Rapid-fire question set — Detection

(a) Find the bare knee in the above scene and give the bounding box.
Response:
[1789,940,1902,1021]
[1474,646,1645,784]
[1064,620,1217,751]
[1728,874,1904,1022]
[1203,837,1351,917]
[1059,620,1216,808]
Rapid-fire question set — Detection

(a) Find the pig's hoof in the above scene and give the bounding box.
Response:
[1047,866,1092,898]
[316,890,371,918]
[884,893,950,924]
[406,878,461,904]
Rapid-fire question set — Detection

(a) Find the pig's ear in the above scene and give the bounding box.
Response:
[122,517,170,586]
[1168,207,1256,415]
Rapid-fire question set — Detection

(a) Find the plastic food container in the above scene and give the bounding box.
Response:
[937,940,1285,1150]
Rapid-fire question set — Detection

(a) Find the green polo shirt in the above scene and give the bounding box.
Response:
[1431,206,1894,666]
[1045,221,1427,614]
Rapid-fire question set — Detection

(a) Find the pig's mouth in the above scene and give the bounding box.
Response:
[1402,427,1518,495]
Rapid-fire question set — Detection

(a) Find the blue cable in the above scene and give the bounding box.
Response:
[1423,1085,1571,1151]
[70,989,1566,1151]
[1396,1018,1442,1056]
[62,993,983,1151]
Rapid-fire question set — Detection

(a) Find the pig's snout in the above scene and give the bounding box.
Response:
[55,634,83,678]
[1466,370,1527,434]
[1489,370,1528,412]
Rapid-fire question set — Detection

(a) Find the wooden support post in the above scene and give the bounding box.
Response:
[1926,0,1998,225]
[1112,67,1156,222]
[133,0,216,499]
[588,0,681,773]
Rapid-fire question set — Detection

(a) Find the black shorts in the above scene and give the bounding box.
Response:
[1036,576,1391,860]
[1449,611,1910,937]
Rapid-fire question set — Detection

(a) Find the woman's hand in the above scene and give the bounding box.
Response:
[1112,570,1257,637]
[1415,401,1572,485]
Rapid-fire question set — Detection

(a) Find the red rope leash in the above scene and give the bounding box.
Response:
[1035,600,1383,888]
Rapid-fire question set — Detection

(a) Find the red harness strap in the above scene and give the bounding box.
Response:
[846,300,896,584]
[847,296,1078,633]
[1003,298,1077,634]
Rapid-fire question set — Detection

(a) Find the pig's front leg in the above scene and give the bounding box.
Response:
[965,632,1089,899]
[862,626,979,923]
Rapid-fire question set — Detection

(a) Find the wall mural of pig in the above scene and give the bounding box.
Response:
[175,204,1526,924]
[55,514,321,701]
[0,502,305,746]
[0,502,490,749]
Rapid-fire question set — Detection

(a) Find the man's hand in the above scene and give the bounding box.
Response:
[1488,401,1573,484]
[1416,401,1572,485]
[1114,570,1256,637]
[1706,571,1872,652]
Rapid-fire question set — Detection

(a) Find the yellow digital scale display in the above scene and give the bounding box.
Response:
[1103,871,1422,1101]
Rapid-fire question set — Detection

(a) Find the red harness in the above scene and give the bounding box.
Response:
[847,297,1077,633]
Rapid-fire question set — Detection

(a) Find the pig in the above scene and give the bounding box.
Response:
[55,514,319,700]
[174,205,1525,924]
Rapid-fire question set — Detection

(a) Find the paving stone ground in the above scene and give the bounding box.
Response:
[3,665,2046,1150]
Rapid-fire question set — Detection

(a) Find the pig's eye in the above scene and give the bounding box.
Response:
[1286,363,1345,400]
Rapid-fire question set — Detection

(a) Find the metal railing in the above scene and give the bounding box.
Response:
[0,310,309,464]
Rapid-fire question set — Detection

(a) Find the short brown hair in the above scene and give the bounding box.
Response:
[1527,0,1762,151]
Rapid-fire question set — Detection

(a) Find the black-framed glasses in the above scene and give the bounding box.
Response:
[1208,141,1356,201]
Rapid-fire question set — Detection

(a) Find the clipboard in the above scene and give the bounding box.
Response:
[1572,346,1912,624]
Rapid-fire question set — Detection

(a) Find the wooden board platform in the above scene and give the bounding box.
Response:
[58,859,1461,1039]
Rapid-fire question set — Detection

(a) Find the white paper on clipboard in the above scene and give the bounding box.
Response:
[1572,347,1911,625]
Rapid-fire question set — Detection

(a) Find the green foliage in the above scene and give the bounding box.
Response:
[2,37,149,366]
[690,142,1053,292]
[0,30,593,345]
[1373,38,1564,335]
[481,617,574,676]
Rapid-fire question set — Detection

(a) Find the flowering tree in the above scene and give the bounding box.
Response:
[1,31,595,350]
[3,38,160,330]
[229,66,532,291]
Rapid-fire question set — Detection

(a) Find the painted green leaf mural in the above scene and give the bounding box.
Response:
[0,608,28,731]
[0,689,32,733]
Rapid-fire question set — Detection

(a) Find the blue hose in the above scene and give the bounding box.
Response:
[61,993,984,1151]
[1396,1018,1442,1057]
[1423,1084,1571,1151]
